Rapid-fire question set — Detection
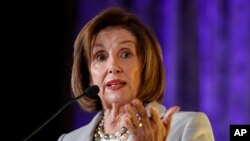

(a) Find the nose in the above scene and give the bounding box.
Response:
[108,57,122,74]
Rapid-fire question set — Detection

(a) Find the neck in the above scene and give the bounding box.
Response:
[103,103,124,134]
[95,115,129,141]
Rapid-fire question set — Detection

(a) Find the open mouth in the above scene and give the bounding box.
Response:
[106,81,126,86]
[106,79,127,89]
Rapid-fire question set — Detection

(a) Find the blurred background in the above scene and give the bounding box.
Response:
[5,0,249,141]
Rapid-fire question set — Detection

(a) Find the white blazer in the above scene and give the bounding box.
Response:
[58,102,214,141]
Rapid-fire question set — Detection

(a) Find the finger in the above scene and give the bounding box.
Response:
[148,106,162,140]
[125,104,139,127]
[120,113,136,134]
[162,106,180,125]
[150,105,161,123]
[131,99,152,131]
[131,99,147,118]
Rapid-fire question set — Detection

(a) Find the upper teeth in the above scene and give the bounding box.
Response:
[111,82,120,85]
[108,82,123,86]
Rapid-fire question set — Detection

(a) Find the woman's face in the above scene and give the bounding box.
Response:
[90,27,141,108]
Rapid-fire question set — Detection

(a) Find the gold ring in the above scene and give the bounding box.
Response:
[136,113,142,127]
[138,122,142,127]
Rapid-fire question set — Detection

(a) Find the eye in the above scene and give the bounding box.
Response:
[95,52,107,61]
[120,50,133,59]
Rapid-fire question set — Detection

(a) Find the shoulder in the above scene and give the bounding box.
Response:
[58,111,103,141]
[173,111,211,125]
[167,111,215,141]
[145,102,214,141]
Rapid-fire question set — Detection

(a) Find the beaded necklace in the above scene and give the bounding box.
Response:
[94,116,129,141]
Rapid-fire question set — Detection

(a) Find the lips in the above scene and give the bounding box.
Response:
[106,79,126,90]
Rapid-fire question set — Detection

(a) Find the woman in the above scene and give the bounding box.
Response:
[58,7,214,141]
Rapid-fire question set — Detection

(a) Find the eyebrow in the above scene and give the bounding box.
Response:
[93,40,136,48]
[93,43,104,48]
[118,40,136,45]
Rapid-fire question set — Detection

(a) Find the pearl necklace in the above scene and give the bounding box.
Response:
[94,117,129,141]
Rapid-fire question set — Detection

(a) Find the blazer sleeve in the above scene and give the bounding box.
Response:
[166,112,215,141]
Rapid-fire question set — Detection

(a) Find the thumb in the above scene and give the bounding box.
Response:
[162,106,180,125]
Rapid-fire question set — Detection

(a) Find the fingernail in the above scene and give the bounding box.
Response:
[173,106,180,112]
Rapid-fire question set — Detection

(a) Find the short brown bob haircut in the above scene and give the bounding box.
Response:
[71,7,165,112]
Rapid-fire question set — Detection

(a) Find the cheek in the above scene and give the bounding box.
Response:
[90,63,106,85]
[91,69,101,84]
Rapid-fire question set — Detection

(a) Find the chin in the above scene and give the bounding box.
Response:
[105,95,130,105]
